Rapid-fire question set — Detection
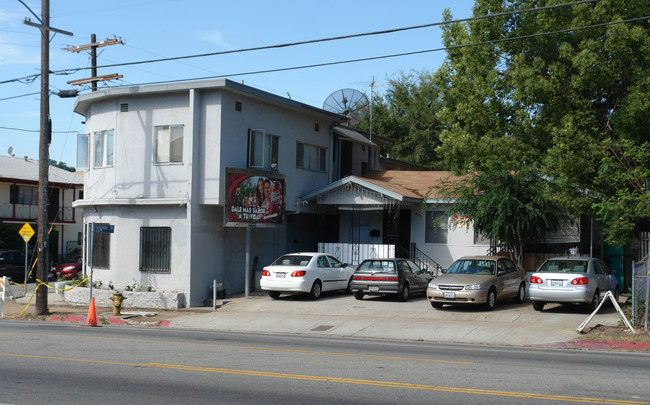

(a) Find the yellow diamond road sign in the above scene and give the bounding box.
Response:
[19,222,35,243]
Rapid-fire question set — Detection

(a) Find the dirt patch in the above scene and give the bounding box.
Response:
[579,324,650,342]
[1,299,211,324]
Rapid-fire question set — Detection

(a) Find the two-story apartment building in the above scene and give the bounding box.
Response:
[0,155,83,262]
[73,79,393,306]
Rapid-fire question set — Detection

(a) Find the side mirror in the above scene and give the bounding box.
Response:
[441,268,447,274]
[497,269,507,276]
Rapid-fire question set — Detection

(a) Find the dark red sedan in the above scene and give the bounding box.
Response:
[51,262,82,279]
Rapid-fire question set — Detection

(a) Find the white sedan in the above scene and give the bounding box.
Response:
[260,253,355,299]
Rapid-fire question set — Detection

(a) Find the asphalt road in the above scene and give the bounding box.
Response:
[1,321,648,404]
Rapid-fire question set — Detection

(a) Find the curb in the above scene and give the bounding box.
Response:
[48,314,171,327]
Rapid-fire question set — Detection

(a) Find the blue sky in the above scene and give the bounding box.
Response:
[1,0,475,167]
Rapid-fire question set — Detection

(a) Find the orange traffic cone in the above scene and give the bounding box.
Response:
[85,297,98,327]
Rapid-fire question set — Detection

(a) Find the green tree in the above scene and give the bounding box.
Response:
[49,159,76,172]
[357,70,448,169]
[438,162,570,266]
[436,0,650,244]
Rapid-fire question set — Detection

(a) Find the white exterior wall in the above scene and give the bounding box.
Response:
[83,205,188,292]
[84,95,191,201]
[410,208,490,269]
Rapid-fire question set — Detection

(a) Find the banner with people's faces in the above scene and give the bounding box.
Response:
[225,168,285,227]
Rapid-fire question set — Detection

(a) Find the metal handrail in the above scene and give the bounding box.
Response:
[410,243,442,277]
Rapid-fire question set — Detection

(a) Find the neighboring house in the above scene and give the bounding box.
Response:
[0,155,84,262]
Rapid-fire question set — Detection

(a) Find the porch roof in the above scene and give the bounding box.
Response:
[299,170,461,206]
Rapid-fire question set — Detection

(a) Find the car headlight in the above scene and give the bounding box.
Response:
[428,282,438,289]
[465,284,482,290]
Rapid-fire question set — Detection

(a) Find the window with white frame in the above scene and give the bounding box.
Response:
[296,142,326,171]
[425,211,448,243]
[248,129,278,171]
[77,133,89,170]
[93,129,114,168]
[140,227,171,273]
[155,125,183,163]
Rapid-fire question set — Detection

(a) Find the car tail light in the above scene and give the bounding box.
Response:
[262,269,271,277]
[571,277,589,285]
[386,277,400,282]
[530,276,543,284]
[353,275,363,280]
[291,270,306,277]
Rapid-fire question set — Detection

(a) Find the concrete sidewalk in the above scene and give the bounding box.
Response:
[168,291,624,346]
[3,283,636,348]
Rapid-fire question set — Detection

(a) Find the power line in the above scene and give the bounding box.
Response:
[1,0,598,85]
[0,91,40,101]
[102,16,650,89]
[0,125,77,133]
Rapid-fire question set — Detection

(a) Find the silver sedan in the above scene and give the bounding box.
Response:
[527,256,619,311]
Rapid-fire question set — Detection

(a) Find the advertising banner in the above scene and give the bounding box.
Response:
[225,168,285,227]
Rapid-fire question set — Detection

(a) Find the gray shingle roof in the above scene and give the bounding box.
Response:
[0,155,83,185]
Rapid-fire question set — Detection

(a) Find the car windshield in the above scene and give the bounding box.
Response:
[271,255,313,267]
[447,260,495,275]
[538,259,588,273]
[357,260,396,273]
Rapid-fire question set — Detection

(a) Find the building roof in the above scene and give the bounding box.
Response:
[0,155,83,186]
[332,125,392,147]
[359,171,462,200]
[74,78,346,122]
[299,170,462,204]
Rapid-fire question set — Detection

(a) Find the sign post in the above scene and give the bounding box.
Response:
[18,223,35,292]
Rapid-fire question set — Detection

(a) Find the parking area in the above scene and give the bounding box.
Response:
[170,290,623,345]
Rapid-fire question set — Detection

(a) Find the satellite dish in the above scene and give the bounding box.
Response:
[323,88,369,125]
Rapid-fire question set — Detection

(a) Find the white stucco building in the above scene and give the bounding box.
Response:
[74,79,537,307]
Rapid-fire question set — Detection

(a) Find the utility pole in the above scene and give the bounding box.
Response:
[22,0,73,315]
[65,35,124,91]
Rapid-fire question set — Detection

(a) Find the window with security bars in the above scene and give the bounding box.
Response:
[140,227,171,273]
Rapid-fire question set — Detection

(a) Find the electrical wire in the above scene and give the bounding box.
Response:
[0,125,77,133]
[103,16,650,89]
[1,0,600,85]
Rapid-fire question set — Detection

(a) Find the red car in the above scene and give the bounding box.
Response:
[51,262,82,279]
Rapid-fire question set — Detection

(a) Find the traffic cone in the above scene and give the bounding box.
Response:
[85,297,97,327]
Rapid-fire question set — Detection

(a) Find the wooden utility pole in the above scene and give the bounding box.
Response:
[65,35,124,91]
[22,0,73,315]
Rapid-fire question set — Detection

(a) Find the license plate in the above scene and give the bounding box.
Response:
[551,280,562,287]
[369,286,379,292]
[443,292,455,299]
[276,273,286,279]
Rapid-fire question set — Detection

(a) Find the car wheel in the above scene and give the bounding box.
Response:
[268,291,280,299]
[398,284,409,302]
[353,291,364,300]
[514,282,526,304]
[430,301,443,309]
[309,281,322,300]
[346,277,353,294]
[485,288,496,310]
[589,290,600,312]
[532,301,545,311]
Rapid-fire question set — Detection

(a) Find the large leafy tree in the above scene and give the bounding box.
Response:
[440,162,570,267]
[436,0,650,244]
[356,70,448,169]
